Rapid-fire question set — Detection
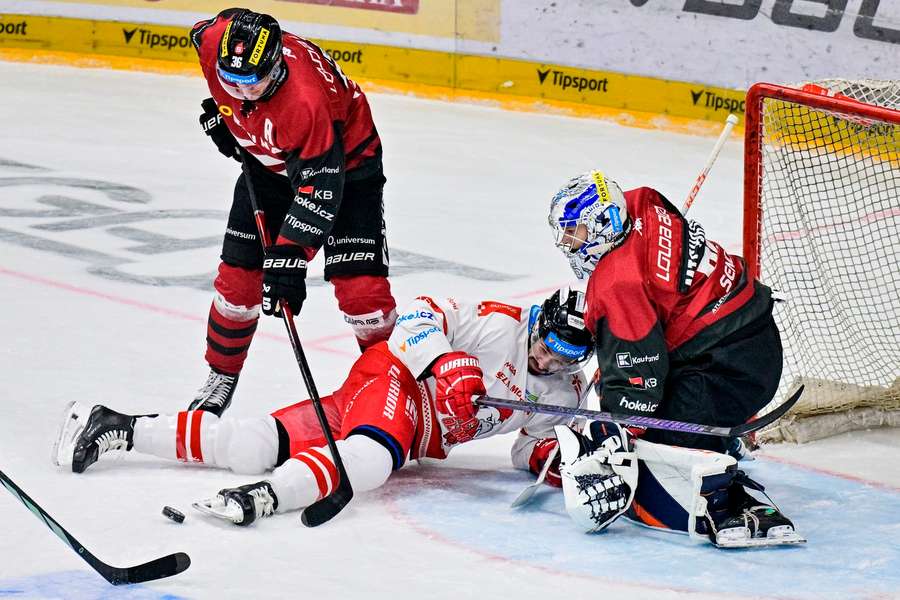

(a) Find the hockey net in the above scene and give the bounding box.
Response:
[744,80,900,444]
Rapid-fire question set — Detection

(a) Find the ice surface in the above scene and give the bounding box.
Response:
[0,61,898,599]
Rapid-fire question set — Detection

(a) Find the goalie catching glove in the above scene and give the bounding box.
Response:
[556,421,638,533]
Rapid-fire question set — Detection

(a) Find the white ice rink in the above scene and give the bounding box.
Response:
[1,60,898,599]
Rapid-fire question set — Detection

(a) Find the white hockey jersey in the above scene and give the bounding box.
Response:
[386,296,588,467]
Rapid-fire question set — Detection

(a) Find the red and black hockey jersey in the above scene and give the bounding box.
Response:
[584,187,773,417]
[191,10,382,252]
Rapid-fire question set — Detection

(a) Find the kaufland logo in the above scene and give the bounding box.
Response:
[616,352,660,368]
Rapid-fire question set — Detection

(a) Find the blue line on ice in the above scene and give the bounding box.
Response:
[0,571,187,600]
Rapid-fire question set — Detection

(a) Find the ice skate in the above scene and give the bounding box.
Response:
[193,481,278,526]
[712,504,805,548]
[52,401,136,473]
[188,368,239,416]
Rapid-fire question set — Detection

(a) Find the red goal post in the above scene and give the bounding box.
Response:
[743,80,900,443]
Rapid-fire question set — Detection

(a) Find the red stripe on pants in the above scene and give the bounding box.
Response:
[190,411,204,462]
[176,411,188,461]
[306,448,338,491]
[294,454,328,500]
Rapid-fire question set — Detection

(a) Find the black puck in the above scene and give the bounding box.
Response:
[162,506,185,524]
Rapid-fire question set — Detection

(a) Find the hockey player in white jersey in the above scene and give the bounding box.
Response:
[54,289,591,525]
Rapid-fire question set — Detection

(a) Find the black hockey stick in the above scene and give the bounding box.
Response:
[239,155,353,527]
[478,385,804,438]
[0,469,190,585]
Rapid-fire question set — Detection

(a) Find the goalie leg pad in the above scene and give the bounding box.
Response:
[557,421,638,533]
[628,439,738,538]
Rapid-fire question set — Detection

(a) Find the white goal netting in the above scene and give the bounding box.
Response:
[746,79,900,443]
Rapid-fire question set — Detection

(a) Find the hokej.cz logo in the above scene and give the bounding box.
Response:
[397,311,435,323]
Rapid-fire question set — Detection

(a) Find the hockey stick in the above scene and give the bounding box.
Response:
[510,369,599,508]
[681,113,739,216]
[0,469,190,585]
[240,156,353,527]
[479,385,803,438]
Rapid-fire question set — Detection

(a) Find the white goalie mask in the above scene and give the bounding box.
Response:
[548,170,630,280]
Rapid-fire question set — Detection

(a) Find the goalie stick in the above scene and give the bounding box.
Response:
[479,385,803,438]
[239,155,352,527]
[510,369,599,509]
[0,469,190,585]
[681,113,739,216]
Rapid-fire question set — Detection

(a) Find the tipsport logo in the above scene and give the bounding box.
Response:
[122,27,192,50]
[690,89,746,114]
[324,48,364,65]
[537,68,609,94]
[0,19,28,36]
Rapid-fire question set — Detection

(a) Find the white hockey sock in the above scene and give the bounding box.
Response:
[132,412,278,474]
[269,435,393,512]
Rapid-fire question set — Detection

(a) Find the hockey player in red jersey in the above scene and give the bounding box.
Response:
[546,170,804,548]
[54,289,592,526]
[189,9,396,415]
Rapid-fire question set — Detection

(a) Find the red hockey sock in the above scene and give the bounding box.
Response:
[331,274,397,350]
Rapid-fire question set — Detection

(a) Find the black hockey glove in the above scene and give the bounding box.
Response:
[262,246,308,317]
[199,98,240,162]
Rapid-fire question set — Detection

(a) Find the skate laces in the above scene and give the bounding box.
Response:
[196,371,236,407]
[249,486,276,518]
[95,430,130,456]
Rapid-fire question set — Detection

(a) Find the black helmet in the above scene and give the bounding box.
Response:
[528,287,594,374]
[216,10,284,98]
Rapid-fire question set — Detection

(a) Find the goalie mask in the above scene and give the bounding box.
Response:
[527,287,594,376]
[217,10,287,102]
[548,170,630,280]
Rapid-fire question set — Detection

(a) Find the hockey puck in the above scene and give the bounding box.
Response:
[162,506,185,524]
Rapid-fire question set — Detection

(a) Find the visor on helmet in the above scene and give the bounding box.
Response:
[217,57,283,101]
[527,305,594,375]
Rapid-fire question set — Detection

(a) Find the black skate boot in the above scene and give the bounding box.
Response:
[188,368,239,416]
[193,481,278,526]
[714,504,800,546]
[708,476,805,548]
[69,404,137,474]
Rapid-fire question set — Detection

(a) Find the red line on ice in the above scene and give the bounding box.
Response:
[758,453,900,493]
[0,267,356,357]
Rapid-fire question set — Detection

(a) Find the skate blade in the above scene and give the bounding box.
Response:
[714,532,807,548]
[192,497,244,525]
[51,400,88,468]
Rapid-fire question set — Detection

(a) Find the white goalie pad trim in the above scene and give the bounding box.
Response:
[632,439,737,542]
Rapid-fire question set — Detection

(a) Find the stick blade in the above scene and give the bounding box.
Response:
[300,486,353,527]
[113,552,191,585]
[732,385,805,437]
[510,484,540,509]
